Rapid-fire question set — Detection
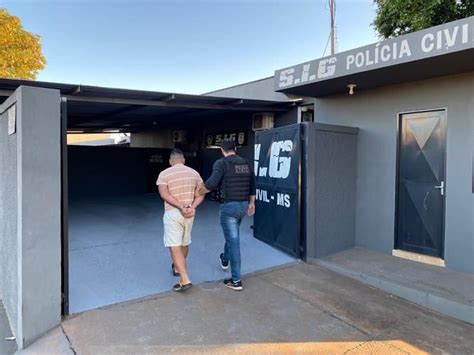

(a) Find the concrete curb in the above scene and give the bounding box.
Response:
[311,258,474,325]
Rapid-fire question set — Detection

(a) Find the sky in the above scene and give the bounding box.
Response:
[1,0,378,94]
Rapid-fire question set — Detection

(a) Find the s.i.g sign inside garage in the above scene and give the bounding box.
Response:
[254,125,301,257]
[205,131,247,148]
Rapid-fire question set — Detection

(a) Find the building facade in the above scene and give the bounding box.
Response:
[0,16,472,349]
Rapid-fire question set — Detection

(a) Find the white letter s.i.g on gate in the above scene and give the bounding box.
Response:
[254,140,293,179]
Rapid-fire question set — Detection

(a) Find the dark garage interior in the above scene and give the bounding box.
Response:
[62,85,297,313]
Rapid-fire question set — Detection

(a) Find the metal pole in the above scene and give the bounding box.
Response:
[329,0,335,55]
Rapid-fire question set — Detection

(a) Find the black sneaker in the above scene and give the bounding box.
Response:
[223,278,243,291]
[219,253,229,270]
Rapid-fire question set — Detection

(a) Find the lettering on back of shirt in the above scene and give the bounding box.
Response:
[234,164,250,174]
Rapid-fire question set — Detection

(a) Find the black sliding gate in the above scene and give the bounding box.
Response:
[254,125,303,258]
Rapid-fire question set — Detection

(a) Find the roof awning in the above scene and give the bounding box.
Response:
[275,17,474,98]
[0,79,295,132]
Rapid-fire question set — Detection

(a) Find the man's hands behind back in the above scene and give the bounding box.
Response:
[180,205,196,219]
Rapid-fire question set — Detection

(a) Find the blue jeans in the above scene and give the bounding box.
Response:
[220,201,248,282]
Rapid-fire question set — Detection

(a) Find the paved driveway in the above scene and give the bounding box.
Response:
[21,262,474,354]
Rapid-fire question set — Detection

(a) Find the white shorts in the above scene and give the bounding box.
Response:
[163,209,195,247]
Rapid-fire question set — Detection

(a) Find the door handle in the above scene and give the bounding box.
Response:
[434,181,445,196]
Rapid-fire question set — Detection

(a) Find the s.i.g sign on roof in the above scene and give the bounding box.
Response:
[275,16,473,92]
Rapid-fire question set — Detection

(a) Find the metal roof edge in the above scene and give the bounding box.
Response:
[0,78,293,106]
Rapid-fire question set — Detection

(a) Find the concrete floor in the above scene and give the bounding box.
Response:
[69,194,295,313]
[21,262,474,354]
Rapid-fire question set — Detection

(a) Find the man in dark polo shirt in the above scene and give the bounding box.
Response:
[198,139,256,291]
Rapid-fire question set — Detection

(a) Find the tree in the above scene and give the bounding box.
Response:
[373,0,474,38]
[0,8,46,80]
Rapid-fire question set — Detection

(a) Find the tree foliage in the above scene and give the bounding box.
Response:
[0,8,46,80]
[373,0,474,38]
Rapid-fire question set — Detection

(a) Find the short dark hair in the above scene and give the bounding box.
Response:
[221,139,236,152]
[170,148,184,160]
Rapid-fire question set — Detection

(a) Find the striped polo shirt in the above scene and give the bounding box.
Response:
[156,164,203,212]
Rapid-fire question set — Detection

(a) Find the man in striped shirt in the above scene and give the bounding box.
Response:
[157,149,204,292]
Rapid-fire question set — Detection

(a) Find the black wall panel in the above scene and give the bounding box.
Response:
[68,146,170,198]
